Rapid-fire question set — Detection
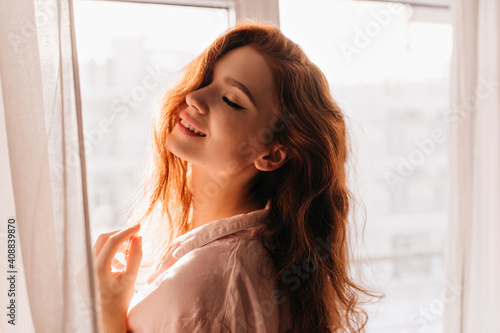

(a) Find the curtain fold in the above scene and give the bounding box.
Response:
[0,0,98,332]
[445,0,500,332]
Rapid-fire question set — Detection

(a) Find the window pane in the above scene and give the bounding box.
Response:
[279,1,451,332]
[73,1,229,237]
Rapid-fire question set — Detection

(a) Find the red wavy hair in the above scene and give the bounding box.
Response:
[126,20,383,332]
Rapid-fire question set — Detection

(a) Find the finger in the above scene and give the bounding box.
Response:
[92,229,121,259]
[124,236,143,280]
[97,224,141,267]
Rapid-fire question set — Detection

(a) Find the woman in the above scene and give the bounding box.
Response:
[92,21,381,332]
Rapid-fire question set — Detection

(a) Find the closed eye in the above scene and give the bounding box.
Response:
[222,96,245,110]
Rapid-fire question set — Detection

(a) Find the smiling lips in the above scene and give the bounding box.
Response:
[180,118,206,136]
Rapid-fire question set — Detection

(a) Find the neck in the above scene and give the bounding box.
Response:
[188,164,265,231]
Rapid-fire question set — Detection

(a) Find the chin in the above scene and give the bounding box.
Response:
[164,141,192,163]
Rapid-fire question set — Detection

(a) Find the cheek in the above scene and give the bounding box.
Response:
[215,116,250,140]
[213,120,258,159]
[211,113,266,148]
[216,127,249,158]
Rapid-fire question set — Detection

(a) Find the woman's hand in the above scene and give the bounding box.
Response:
[93,224,143,333]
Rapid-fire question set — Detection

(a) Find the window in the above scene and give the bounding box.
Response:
[73,0,231,238]
[74,1,451,330]
[279,0,451,331]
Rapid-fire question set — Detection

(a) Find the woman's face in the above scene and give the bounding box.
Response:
[166,45,286,176]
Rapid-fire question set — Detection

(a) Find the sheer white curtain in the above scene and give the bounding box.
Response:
[445,0,500,332]
[0,1,97,332]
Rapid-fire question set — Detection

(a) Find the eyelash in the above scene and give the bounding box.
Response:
[222,96,244,110]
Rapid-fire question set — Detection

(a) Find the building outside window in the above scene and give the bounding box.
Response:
[280,1,451,332]
[75,0,452,331]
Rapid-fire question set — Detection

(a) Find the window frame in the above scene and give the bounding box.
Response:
[86,0,281,29]
[356,0,449,9]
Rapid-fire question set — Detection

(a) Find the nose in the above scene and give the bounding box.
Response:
[185,88,208,114]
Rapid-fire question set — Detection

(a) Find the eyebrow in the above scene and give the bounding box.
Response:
[223,77,256,108]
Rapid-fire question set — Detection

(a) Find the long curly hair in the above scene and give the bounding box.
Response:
[126,20,383,332]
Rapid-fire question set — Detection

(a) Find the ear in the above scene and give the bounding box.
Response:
[254,145,289,172]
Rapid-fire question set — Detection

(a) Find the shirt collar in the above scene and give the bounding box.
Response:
[170,206,270,261]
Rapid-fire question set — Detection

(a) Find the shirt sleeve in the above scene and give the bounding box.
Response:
[126,249,234,333]
[127,236,280,333]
